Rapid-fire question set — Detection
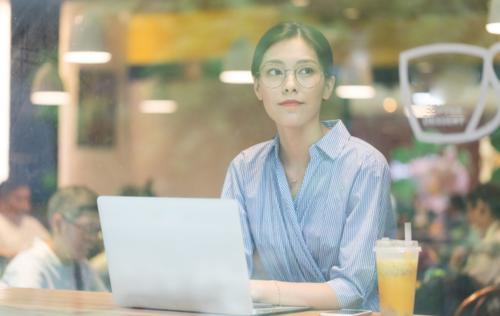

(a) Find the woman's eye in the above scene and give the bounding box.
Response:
[267,68,283,76]
[298,67,316,76]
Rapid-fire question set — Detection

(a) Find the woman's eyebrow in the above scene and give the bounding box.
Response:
[262,59,285,65]
[296,59,319,64]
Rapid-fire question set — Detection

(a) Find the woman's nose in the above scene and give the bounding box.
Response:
[282,72,297,93]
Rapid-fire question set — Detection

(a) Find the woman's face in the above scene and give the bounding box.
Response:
[254,37,334,129]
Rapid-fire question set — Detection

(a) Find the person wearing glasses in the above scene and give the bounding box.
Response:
[0,186,107,291]
[221,22,395,310]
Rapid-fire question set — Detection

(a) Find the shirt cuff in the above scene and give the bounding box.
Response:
[327,278,362,309]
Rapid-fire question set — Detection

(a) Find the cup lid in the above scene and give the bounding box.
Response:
[374,237,421,251]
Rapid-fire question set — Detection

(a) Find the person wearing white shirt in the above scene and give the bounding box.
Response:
[0,180,49,261]
[0,186,107,291]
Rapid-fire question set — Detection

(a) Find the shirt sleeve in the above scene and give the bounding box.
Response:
[221,156,255,276]
[327,156,394,309]
[463,236,500,286]
[0,253,45,288]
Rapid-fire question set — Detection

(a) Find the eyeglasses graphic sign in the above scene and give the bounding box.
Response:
[400,43,500,144]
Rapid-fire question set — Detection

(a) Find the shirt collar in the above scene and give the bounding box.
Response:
[270,120,350,161]
[314,120,350,160]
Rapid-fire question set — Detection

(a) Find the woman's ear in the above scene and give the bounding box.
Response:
[254,78,263,101]
[322,76,335,100]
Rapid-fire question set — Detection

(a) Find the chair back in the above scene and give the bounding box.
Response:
[453,284,500,316]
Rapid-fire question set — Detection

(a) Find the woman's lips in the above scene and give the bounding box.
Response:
[278,100,303,107]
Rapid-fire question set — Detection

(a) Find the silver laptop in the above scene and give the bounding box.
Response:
[97,196,310,315]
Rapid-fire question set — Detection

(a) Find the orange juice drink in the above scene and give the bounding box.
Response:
[375,238,420,316]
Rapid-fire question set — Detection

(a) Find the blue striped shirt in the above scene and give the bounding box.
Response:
[221,120,396,310]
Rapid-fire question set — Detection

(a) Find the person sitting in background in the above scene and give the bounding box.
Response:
[0,186,107,291]
[0,179,49,271]
[416,183,500,316]
[450,183,500,287]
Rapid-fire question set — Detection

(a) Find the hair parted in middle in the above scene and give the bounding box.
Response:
[251,21,334,78]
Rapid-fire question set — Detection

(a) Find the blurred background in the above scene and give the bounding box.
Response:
[1,0,500,313]
[4,0,500,206]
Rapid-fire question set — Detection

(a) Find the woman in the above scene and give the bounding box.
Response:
[221,22,395,310]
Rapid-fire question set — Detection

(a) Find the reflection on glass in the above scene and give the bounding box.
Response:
[219,39,254,84]
[219,70,253,84]
[30,62,69,106]
[140,100,178,114]
[486,0,500,34]
[64,13,111,64]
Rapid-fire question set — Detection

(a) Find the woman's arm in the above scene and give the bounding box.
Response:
[221,157,255,274]
[250,280,340,309]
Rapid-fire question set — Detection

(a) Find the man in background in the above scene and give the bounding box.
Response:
[0,186,107,291]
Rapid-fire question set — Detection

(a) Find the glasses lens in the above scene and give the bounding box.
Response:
[65,216,101,235]
[260,64,285,88]
[259,63,322,88]
[296,64,322,88]
[84,226,101,235]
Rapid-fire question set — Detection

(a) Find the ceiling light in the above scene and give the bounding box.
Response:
[140,100,178,114]
[336,46,375,99]
[219,71,253,84]
[30,62,69,106]
[219,38,254,84]
[64,13,111,64]
[487,0,500,34]
[140,78,178,114]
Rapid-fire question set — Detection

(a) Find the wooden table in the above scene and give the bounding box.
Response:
[0,288,350,316]
[0,288,426,316]
[0,288,435,316]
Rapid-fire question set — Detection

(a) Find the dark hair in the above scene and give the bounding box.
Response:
[251,22,334,78]
[467,183,500,219]
[0,179,30,198]
[449,194,467,213]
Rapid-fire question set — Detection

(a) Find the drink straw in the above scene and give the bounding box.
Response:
[404,222,411,241]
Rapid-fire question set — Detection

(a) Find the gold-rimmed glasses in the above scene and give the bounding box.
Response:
[258,62,323,88]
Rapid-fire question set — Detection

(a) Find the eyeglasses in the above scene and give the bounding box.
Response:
[62,215,101,236]
[258,62,323,88]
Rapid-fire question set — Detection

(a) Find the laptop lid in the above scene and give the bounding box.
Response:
[97,196,254,315]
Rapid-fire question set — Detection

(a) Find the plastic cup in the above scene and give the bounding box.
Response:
[374,238,421,316]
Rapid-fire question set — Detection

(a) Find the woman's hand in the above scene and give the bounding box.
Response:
[250,280,270,303]
[250,280,340,309]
